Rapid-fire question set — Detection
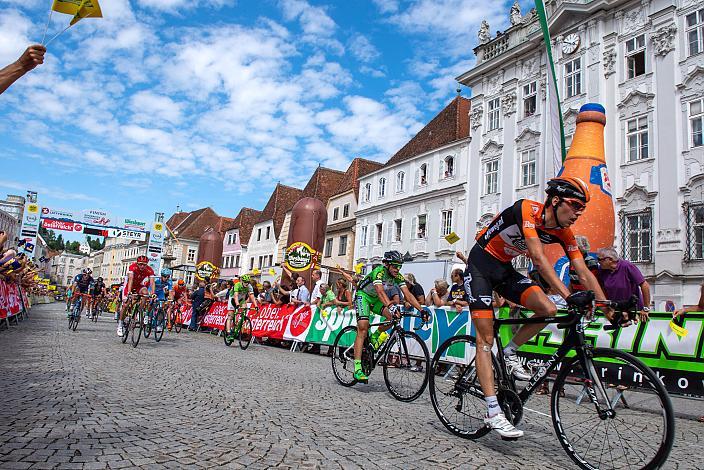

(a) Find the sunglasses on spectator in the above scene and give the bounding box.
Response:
[597,256,613,262]
[562,198,586,212]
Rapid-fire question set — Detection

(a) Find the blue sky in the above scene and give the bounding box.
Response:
[1,0,526,238]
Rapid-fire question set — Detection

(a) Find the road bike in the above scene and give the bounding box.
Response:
[67,295,83,331]
[429,291,674,470]
[90,296,102,322]
[223,305,256,350]
[143,299,166,342]
[121,294,146,348]
[167,300,183,333]
[331,308,430,402]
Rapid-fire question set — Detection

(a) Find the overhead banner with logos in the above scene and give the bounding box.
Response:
[41,218,84,232]
[81,209,114,228]
[18,201,41,258]
[146,221,164,273]
[107,228,147,241]
[118,217,148,232]
[40,207,75,221]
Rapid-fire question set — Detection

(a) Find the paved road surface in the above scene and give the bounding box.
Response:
[0,303,701,469]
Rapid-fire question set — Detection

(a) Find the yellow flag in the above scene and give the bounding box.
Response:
[252,268,260,275]
[354,262,364,274]
[70,0,102,26]
[444,232,460,244]
[52,0,84,15]
[268,268,276,276]
[669,320,688,338]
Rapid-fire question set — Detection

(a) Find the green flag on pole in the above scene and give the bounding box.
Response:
[535,0,566,175]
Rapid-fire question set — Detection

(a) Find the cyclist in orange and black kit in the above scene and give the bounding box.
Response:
[463,176,616,439]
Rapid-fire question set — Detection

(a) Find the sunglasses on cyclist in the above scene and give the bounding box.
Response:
[388,262,403,268]
[562,198,586,212]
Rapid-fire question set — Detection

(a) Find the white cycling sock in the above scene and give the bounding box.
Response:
[503,340,518,357]
[486,395,501,418]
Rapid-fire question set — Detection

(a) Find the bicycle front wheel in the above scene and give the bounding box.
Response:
[331,325,358,387]
[382,330,430,402]
[121,315,130,344]
[174,310,182,333]
[238,315,253,350]
[130,308,143,348]
[552,348,675,470]
[429,335,495,440]
[154,307,165,342]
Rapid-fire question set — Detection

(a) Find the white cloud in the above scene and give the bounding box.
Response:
[130,91,183,126]
[0,9,33,65]
[279,0,343,53]
[371,0,399,14]
[348,34,380,63]
[134,0,236,12]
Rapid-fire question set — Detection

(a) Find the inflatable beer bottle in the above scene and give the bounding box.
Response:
[546,103,615,261]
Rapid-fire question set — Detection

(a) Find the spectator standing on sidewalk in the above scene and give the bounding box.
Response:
[596,247,651,322]
[426,280,449,307]
[404,273,425,310]
[190,281,206,331]
[290,276,310,305]
[333,278,353,312]
[446,269,469,313]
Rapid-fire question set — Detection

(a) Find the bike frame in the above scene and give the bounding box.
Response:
[356,313,425,373]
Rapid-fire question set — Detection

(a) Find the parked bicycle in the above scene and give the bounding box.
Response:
[429,291,674,470]
[331,307,430,402]
[223,306,256,350]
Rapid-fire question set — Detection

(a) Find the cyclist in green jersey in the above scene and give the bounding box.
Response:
[224,274,259,333]
[353,251,427,383]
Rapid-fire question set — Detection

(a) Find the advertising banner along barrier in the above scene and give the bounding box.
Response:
[179,301,704,397]
[0,279,24,319]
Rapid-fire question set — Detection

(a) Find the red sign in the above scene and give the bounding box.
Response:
[42,218,76,232]
[0,280,23,319]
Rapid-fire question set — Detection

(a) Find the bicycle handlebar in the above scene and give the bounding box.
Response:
[559,292,639,331]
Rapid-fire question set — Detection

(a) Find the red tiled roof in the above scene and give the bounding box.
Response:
[337,157,384,199]
[385,96,470,167]
[228,207,262,247]
[166,207,224,241]
[302,166,347,205]
[257,184,304,239]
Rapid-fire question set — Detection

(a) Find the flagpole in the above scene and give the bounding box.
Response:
[44,11,94,47]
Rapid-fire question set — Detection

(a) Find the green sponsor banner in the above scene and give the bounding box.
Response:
[499,308,704,397]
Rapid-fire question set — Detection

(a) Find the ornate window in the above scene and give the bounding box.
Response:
[441,210,453,237]
[620,208,652,262]
[396,171,406,193]
[378,178,387,198]
[519,150,536,187]
[523,82,537,117]
[394,219,402,242]
[686,8,704,57]
[324,238,333,257]
[333,207,339,221]
[487,98,501,130]
[626,116,649,161]
[625,34,646,79]
[363,183,372,202]
[690,99,703,148]
[483,160,499,194]
[338,235,348,256]
[375,223,383,245]
[564,57,582,98]
[360,226,368,247]
[415,214,427,239]
[343,204,350,218]
[443,156,455,178]
[684,202,704,261]
[419,163,428,186]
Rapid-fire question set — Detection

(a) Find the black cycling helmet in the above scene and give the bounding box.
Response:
[545,176,590,203]
[383,250,403,265]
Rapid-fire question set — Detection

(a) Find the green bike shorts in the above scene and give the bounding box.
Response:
[354,293,384,321]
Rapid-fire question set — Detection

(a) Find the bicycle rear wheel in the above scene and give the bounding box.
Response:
[383,330,430,402]
[72,302,80,331]
[174,311,182,333]
[238,315,253,350]
[154,307,165,342]
[551,348,674,470]
[130,308,143,348]
[429,335,496,440]
[143,309,152,338]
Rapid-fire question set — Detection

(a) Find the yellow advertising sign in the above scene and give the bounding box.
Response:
[153,222,164,232]
[285,241,315,272]
[354,262,364,274]
[195,261,218,281]
[27,204,39,214]
[48,285,56,291]
[444,232,460,244]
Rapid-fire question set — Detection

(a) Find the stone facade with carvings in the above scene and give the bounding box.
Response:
[457,0,704,308]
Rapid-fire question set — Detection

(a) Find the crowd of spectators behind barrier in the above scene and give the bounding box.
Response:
[0,230,44,299]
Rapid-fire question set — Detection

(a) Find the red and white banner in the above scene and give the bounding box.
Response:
[42,218,83,232]
[0,280,23,319]
[178,301,314,339]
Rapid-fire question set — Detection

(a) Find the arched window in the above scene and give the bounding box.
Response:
[396,171,405,192]
[419,164,428,186]
[364,182,372,202]
[378,177,387,198]
[444,156,455,178]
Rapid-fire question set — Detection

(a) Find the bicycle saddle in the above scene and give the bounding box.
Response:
[565,290,595,308]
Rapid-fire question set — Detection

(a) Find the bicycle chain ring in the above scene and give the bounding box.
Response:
[497,389,523,426]
[361,346,373,375]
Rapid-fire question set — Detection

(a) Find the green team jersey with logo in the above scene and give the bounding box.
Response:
[232,282,253,307]
[356,265,406,299]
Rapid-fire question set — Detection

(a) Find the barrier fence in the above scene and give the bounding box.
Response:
[182,300,704,398]
[0,279,29,327]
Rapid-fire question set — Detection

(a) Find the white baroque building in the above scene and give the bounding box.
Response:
[457,0,704,308]
[355,97,471,282]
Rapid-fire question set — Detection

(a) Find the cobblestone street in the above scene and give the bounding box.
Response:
[0,303,701,469]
